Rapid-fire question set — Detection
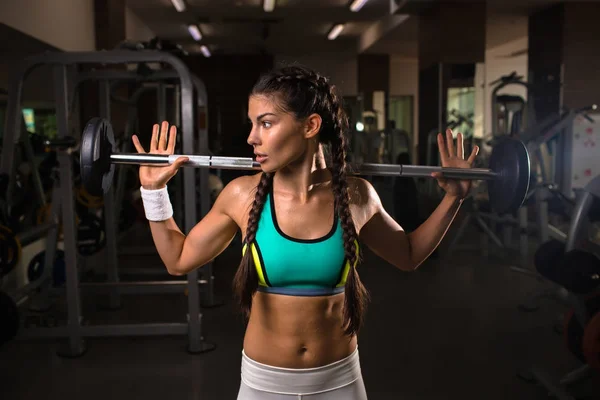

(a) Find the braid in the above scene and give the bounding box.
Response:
[233,172,274,316]
[328,89,369,336]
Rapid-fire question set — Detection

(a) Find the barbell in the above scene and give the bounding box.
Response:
[80,117,531,214]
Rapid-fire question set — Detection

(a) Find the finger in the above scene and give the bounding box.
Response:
[446,129,455,157]
[167,125,177,154]
[437,133,449,164]
[467,145,480,165]
[170,156,189,172]
[131,135,146,154]
[456,132,464,159]
[150,124,159,152]
[431,172,447,186]
[158,121,169,151]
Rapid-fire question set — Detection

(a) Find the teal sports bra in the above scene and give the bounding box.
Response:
[242,187,359,297]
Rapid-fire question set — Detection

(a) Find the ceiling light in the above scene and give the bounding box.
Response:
[264,0,275,12]
[200,45,211,57]
[188,24,202,41]
[171,0,186,12]
[327,24,345,40]
[349,0,368,12]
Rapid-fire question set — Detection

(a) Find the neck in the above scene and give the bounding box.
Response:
[274,142,331,202]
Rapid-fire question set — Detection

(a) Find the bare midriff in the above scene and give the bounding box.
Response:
[243,291,357,369]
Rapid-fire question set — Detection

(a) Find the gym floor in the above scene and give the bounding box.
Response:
[1,214,598,399]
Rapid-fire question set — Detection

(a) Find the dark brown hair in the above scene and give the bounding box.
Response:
[233,64,369,336]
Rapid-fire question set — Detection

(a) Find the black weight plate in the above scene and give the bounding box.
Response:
[77,214,106,256]
[80,118,116,197]
[0,225,21,278]
[534,239,565,283]
[488,138,531,215]
[0,290,19,345]
[557,250,600,294]
[26,250,66,284]
[27,251,46,283]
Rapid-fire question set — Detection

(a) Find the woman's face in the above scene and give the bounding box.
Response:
[247,94,309,172]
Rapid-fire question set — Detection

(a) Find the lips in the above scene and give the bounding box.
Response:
[254,152,268,163]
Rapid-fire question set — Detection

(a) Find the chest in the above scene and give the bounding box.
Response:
[272,192,335,241]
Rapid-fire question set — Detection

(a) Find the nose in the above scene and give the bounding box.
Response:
[247,125,261,147]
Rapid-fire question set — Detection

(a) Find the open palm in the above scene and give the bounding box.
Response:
[431,129,479,198]
[131,121,189,190]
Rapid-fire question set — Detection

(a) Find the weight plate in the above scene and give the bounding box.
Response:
[488,138,531,215]
[534,239,565,283]
[0,225,22,278]
[557,250,600,294]
[80,118,116,197]
[583,311,600,371]
[26,249,66,284]
[27,251,46,283]
[77,214,106,256]
[564,294,600,363]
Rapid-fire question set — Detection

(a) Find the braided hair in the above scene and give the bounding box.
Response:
[233,64,369,336]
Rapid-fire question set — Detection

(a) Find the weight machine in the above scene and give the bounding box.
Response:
[511,105,599,311]
[0,50,216,356]
[519,175,600,400]
[490,71,535,138]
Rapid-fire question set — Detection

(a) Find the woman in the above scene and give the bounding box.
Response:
[132,65,478,399]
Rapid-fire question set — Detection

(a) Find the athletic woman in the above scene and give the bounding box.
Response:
[132,65,479,399]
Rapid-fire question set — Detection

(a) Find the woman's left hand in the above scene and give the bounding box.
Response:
[431,129,479,199]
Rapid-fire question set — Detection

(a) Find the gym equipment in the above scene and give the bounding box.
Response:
[76,214,106,256]
[0,225,21,278]
[556,250,600,294]
[0,291,19,345]
[75,186,104,209]
[27,250,66,286]
[521,174,600,399]
[583,310,600,370]
[490,71,536,138]
[0,50,215,357]
[563,294,600,363]
[533,239,565,283]
[80,118,532,215]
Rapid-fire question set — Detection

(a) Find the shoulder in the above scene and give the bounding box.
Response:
[213,173,263,219]
[220,173,262,198]
[346,176,382,208]
[346,176,382,232]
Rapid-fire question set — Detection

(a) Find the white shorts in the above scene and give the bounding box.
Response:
[237,346,368,399]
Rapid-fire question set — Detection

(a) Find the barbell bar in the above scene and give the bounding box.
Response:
[80,118,531,214]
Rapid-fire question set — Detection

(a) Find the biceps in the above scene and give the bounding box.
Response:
[177,209,239,272]
[359,210,413,271]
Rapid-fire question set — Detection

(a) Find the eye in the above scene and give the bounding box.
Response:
[261,121,272,129]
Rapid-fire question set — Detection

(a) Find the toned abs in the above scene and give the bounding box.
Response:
[227,173,374,369]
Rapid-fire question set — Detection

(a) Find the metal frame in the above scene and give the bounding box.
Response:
[1,50,215,356]
[490,73,536,137]
[79,69,219,307]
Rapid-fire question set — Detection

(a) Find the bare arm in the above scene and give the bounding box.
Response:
[131,121,252,276]
[357,180,462,271]
[148,178,247,275]
[358,130,476,271]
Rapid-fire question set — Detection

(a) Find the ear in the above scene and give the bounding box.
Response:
[303,113,322,139]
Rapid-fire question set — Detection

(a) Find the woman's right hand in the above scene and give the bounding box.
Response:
[132,121,189,190]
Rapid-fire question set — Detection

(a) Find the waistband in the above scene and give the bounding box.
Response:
[257,286,345,296]
[241,347,362,396]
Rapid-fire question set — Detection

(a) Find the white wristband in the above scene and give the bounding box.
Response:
[140,186,173,222]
